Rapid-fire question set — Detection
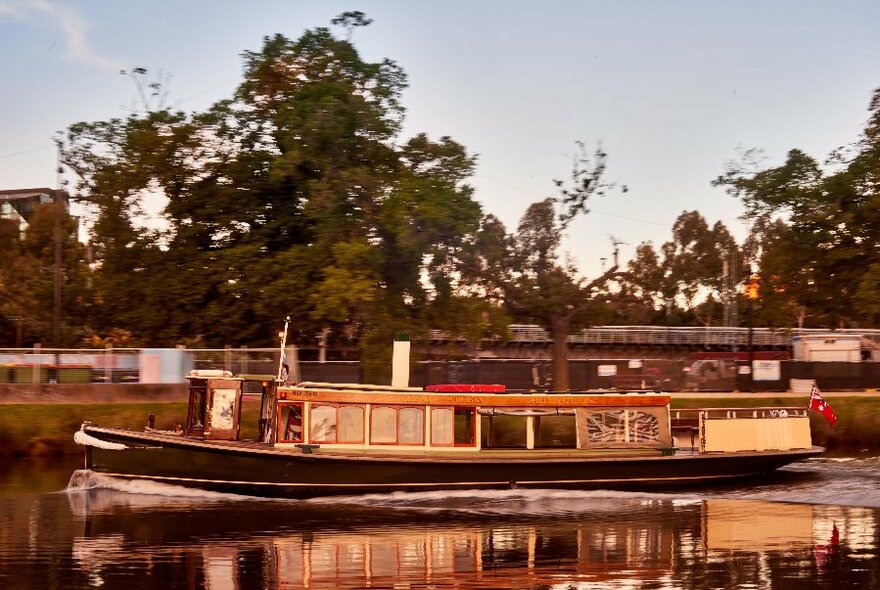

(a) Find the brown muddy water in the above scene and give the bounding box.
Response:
[1,456,880,588]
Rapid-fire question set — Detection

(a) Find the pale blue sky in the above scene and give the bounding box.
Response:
[1,1,878,277]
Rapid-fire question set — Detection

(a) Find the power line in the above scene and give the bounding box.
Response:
[0,144,54,160]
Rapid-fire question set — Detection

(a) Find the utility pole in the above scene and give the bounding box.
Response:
[745,273,760,392]
[722,249,738,354]
[53,154,65,348]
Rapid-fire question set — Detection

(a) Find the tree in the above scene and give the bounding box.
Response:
[0,205,91,346]
[625,241,677,315]
[622,211,740,327]
[472,143,626,391]
[714,88,880,328]
[60,15,491,379]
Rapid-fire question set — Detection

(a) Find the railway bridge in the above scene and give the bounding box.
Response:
[417,325,880,360]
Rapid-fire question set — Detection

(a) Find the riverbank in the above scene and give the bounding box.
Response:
[0,394,875,458]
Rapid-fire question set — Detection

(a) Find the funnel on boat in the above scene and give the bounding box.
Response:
[391,332,411,388]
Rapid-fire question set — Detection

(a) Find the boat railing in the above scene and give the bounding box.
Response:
[672,406,812,454]
[671,407,809,421]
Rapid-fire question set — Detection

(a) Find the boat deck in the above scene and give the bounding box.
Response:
[89,425,820,466]
[93,427,713,461]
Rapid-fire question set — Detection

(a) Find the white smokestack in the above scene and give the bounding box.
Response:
[391,333,411,388]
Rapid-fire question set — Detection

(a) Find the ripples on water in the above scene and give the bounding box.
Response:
[699,457,880,508]
[1,457,880,588]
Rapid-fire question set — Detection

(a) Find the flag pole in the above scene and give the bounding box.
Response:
[276,315,290,382]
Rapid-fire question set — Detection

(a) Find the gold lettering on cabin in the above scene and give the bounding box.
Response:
[449,395,484,405]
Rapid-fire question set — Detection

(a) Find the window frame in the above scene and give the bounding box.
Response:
[337,404,366,444]
[305,403,366,445]
[277,402,304,444]
[453,407,477,447]
[369,404,427,446]
[430,406,477,447]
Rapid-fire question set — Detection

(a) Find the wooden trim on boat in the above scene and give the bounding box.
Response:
[278,388,670,408]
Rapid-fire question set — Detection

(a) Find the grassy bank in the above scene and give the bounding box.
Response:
[0,400,269,458]
[0,403,188,457]
[1,398,877,458]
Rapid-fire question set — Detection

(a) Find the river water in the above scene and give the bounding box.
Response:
[2,456,880,589]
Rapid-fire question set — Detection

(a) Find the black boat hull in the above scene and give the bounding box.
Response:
[81,425,824,498]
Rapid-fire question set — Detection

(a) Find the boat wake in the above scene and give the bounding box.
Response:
[305,487,699,518]
[65,470,248,500]
[698,457,880,508]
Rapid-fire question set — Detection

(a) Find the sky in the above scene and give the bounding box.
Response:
[1,0,879,277]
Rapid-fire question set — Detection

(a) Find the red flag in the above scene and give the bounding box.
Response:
[809,385,837,426]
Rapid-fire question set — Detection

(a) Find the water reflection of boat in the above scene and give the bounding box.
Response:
[75,341,822,498]
[62,489,867,589]
[702,499,814,550]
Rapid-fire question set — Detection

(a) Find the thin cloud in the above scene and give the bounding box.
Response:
[0,0,121,71]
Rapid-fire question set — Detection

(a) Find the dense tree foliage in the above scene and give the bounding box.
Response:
[714,88,880,328]
[55,17,497,378]
[623,211,740,326]
[0,205,91,346]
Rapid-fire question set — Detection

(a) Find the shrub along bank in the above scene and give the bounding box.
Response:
[0,397,876,458]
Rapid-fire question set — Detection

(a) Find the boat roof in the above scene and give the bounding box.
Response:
[279,382,670,408]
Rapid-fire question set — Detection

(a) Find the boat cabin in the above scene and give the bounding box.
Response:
[184,374,813,455]
[186,371,276,442]
[274,382,674,453]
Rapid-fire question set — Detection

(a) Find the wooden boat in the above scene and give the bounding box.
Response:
[76,342,823,498]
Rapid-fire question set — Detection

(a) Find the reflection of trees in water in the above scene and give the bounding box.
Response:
[3,490,880,588]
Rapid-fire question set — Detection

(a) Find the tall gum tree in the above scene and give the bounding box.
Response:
[474,144,626,391]
[60,15,492,377]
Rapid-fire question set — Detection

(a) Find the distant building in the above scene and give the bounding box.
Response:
[0,187,70,236]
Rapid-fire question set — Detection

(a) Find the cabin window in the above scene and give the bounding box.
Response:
[370,406,426,445]
[399,407,425,445]
[300,404,365,444]
[191,389,206,428]
[587,409,627,445]
[536,415,577,448]
[480,415,527,448]
[310,404,337,443]
[187,383,207,433]
[430,407,476,446]
[370,406,398,444]
[279,403,303,443]
[431,408,453,445]
[338,405,365,443]
[454,408,476,446]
